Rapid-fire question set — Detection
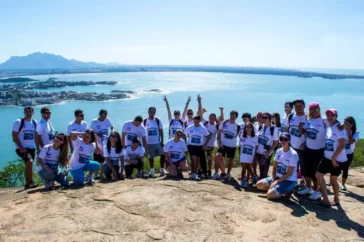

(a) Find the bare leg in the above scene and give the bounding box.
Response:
[25,160,33,185]
[330,176,340,204]
[227,158,234,174]
[316,172,331,204]
[149,158,154,169]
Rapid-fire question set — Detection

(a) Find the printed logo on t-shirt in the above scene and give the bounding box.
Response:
[258,135,269,145]
[170,151,181,160]
[191,135,201,144]
[345,141,351,150]
[290,126,301,137]
[224,131,235,139]
[127,133,138,141]
[79,154,91,164]
[242,145,254,155]
[325,139,335,151]
[277,163,288,175]
[307,128,319,140]
[23,131,34,140]
[110,157,119,166]
[147,128,158,136]
[48,131,55,141]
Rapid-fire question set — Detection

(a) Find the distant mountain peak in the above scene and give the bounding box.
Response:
[0,52,105,70]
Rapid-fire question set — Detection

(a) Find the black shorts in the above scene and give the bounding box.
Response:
[316,157,347,177]
[188,145,204,157]
[303,147,324,180]
[217,145,236,159]
[94,153,105,163]
[16,148,35,163]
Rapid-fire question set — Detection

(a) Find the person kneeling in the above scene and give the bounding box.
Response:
[256,132,299,199]
[164,129,189,179]
[124,138,144,179]
[103,132,125,180]
[37,132,70,190]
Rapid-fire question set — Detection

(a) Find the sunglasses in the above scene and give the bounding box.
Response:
[279,137,289,142]
[187,113,193,115]
[56,136,64,141]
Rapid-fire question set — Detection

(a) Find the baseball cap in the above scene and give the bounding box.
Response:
[309,102,320,109]
[325,108,338,117]
[174,110,181,115]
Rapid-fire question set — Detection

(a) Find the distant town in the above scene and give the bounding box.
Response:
[0,78,130,106]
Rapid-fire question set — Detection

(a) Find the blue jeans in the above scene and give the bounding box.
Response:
[264,177,297,195]
[39,170,69,186]
[103,163,121,179]
[70,161,100,185]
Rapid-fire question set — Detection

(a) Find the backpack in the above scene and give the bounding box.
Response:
[169,119,184,136]
[18,118,37,134]
[204,121,219,131]
[287,113,307,129]
[222,120,240,137]
[259,125,275,137]
[143,118,160,129]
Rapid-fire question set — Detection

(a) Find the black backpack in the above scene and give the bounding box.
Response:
[143,118,160,129]
[287,113,307,129]
[222,120,240,137]
[258,125,275,137]
[169,119,184,136]
[204,121,219,131]
[17,118,37,134]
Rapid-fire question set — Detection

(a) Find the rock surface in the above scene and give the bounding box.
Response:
[0,168,363,242]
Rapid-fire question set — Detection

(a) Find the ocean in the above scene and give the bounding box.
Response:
[1,71,363,169]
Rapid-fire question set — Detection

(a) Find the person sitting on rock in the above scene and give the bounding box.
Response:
[124,138,145,179]
[256,132,299,199]
[103,131,124,180]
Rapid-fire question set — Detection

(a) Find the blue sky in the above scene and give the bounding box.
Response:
[1,0,364,69]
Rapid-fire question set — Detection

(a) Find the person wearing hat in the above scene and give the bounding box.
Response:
[256,112,279,180]
[297,102,327,200]
[121,115,147,178]
[256,132,299,199]
[144,107,166,178]
[164,129,189,178]
[163,95,191,139]
[284,99,307,181]
[281,101,293,133]
[315,108,347,206]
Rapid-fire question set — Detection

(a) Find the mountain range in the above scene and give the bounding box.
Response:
[0,52,107,70]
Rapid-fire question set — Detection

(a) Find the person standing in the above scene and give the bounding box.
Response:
[67,109,88,153]
[184,116,210,180]
[12,106,38,189]
[281,101,293,133]
[315,109,347,206]
[341,116,360,190]
[163,95,191,139]
[212,110,240,180]
[144,107,166,177]
[90,109,114,179]
[284,99,307,180]
[256,132,299,200]
[121,116,147,178]
[36,107,56,151]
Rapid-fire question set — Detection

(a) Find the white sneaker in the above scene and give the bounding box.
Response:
[297,187,313,196]
[86,174,94,184]
[308,191,322,200]
[160,168,166,177]
[148,170,155,178]
[212,173,220,180]
[225,173,232,180]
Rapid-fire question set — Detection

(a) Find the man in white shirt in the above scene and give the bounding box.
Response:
[281,101,293,133]
[12,106,38,189]
[144,107,166,177]
[36,106,55,152]
[122,115,147,148]
[67,109,88,153]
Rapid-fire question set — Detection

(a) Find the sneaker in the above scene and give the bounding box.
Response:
[86,174,95,184]
[297,187,313,196]
[308,191,322,200]
[94,174,101,180]
[340,184,347,191]
[225,173,232,180]
[190,173,200,181]
[252,175,258,184]
[212,173,220,180]
[44,182,52,190]
[136,171,143,178]
[148,170,155,178]
[207,170,212,178]
[160,168,167,177]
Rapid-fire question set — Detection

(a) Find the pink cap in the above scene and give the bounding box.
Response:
[325,108,338,117]
[309,102,320,109]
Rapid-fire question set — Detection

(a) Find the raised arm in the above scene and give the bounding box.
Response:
[163,95,172,121]
[182,96,191,120]
[94,135,101,155]
[70,131,84,141]
[197,94,202,119]
[219,107,224,121]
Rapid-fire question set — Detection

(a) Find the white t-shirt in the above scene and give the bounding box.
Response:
[144,118,163,145]
[285,114,307,149]
[103,146,124,166]
[124,146,144,166]
[184,124,209,146]
[345,130,360,155]
[164,138,188,162]
[303,118,327,150]
[168,118,184,139]
[37,144,60,172]
[281,114,289,134]
[219,121,239,148]
[67,120,88,136]
[90,118,114,148]
[37,118,55,146]
[69,138,95,170]
[257,125,279,155]
[239,123,258,136]
[12,119,37,149]
[239,135,258,163]
[122,121,147,147]
[184,119,194,129]
[274,147,299,182]
[324,124,347,162]
[203,119,218,147]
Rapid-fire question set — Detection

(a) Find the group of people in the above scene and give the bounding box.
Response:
[12,96,360,206]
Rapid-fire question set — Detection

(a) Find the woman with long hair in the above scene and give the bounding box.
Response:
[239,122,258,188]
[69,129,101,185]
[103,131,125,180]
[256,132,299,199]
[37,132,69,189]
[272,112,282,135]
[341,116,360,190]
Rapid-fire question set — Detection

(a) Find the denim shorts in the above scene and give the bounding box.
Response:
[264,177,297,195]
